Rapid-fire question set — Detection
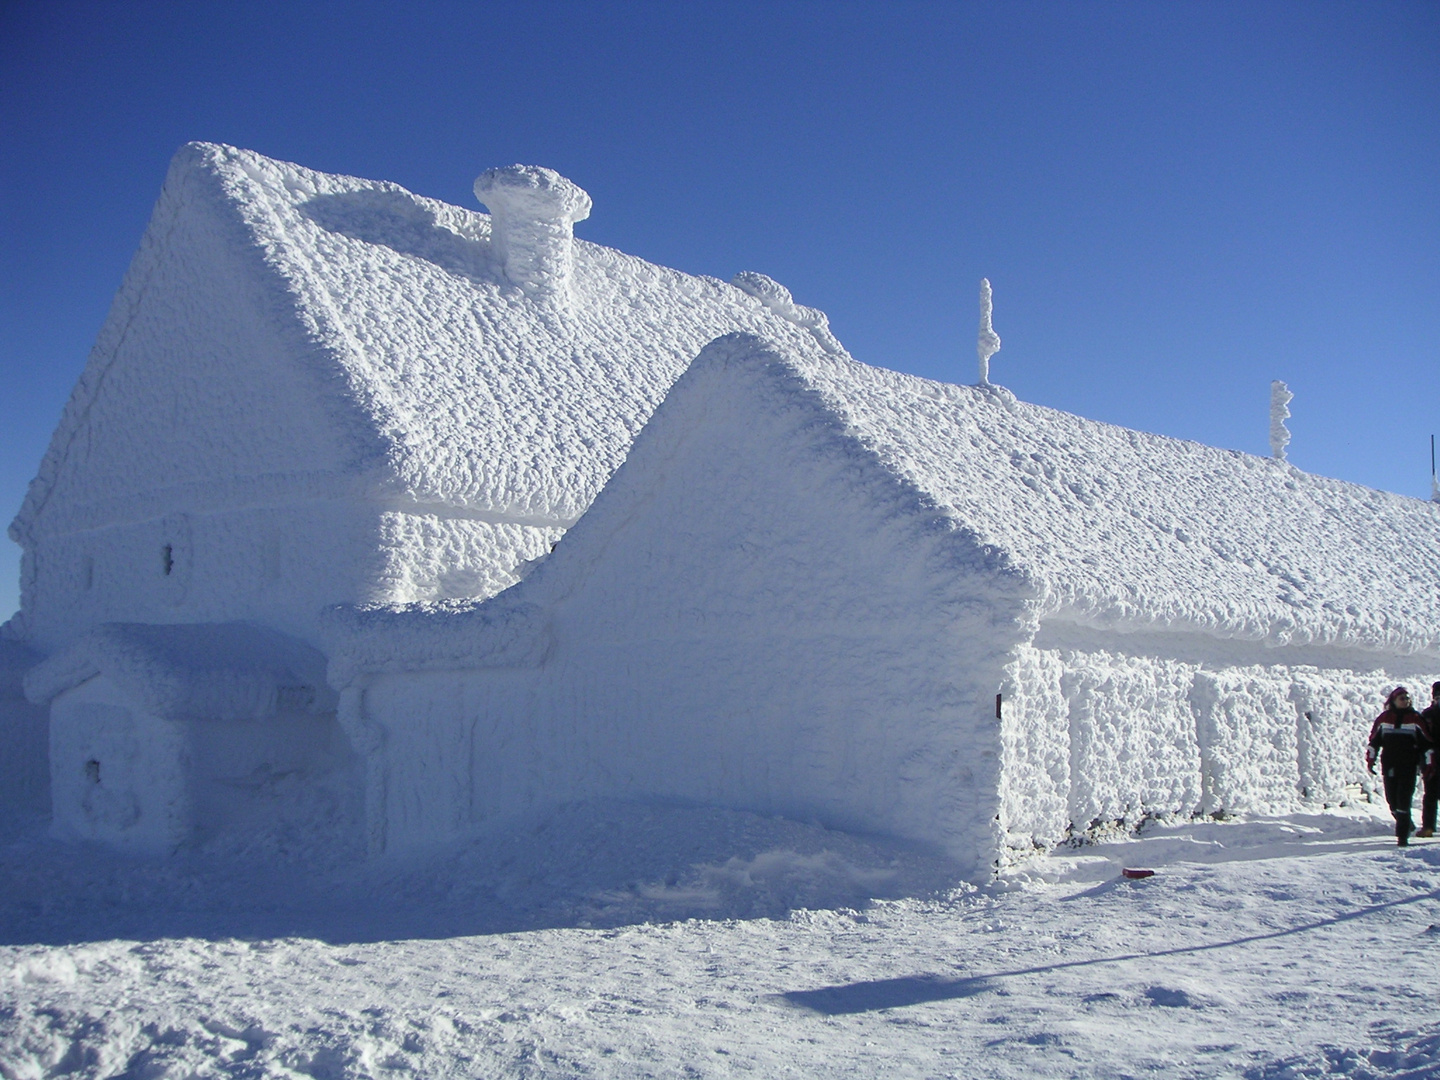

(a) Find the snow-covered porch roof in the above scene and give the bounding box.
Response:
[24,623,335,721]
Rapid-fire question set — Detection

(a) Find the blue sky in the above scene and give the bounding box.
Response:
[2,0,1437,621]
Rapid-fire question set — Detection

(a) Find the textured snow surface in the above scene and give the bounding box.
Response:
[24,622,332,720]
[3,803,1440,1078]
[685,339,1440,655]
[321,335,1436,867]
[12,143,842,541]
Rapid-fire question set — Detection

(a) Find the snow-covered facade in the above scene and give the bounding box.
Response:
[9,145,1439,872]
[324,336,1440,876]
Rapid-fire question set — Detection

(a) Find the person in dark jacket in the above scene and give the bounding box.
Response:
[1418,681,1440,837]
[1367,686,1431,846]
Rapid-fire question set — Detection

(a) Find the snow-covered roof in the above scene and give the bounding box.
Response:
[720,337,1440,656]
[327,334,1440,679]
[24,623,334,720]
[12,143,843,544]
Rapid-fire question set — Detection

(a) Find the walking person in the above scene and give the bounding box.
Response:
[1418,681,1440,837]
[1367,686,1431,846]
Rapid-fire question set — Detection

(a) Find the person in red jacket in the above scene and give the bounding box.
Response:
[1418,681,1440,837]
[1367,686,1431,846]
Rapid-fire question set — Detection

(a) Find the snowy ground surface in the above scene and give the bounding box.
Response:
[3,799,1439,1079]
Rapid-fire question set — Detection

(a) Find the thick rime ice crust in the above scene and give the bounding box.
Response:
[24,623,333,720]
[473,164,591,298]
[731,271,846,355]
[774,350,1440,656]
[325,334,1437,866]
[9,144,845,645]
[1270,379,1293,461]
[976,277,1000,385]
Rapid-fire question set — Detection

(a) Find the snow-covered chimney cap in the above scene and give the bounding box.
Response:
[474,165,591,225]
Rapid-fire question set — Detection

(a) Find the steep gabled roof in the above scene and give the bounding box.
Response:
[12,143,841,544]
[331,333,1440,675]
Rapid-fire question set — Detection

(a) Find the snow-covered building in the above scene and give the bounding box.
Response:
[9,145,1439,871]
[7,144,844,849]
[324,335,1440,876]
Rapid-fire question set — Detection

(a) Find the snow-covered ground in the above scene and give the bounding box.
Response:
[3,799,1438,1079]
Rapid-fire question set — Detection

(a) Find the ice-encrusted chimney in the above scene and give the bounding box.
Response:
[474,165,591,299]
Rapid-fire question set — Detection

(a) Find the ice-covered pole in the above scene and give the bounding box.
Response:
[474,165,592,300]
[1431,435,1438,503]
[1269,380,1293,462]
[977,278,1001,386]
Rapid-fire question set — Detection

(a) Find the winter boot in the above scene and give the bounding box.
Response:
[1398,814,1413,846]
[1417,827,1435,838]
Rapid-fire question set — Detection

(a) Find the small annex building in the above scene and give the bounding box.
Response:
[9,144,846,850]
[24,622,341,853]
[324,334,1440,876]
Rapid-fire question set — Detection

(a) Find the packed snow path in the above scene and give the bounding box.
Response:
[3,803,1439,1078]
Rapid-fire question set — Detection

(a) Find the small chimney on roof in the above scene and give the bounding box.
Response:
[474,165,591,299]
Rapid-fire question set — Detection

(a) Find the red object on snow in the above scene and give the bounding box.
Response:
[1122,868,1155,879]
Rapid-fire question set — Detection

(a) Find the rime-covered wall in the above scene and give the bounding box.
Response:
[23,505,557,652]
[0,640,48,823]
[997,630,1424,856]
[48,672,353,854]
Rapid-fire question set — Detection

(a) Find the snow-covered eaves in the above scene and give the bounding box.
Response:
[322,598,550,687]
[23,623,335,721]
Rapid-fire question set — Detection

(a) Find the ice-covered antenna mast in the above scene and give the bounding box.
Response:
[977,278,1001,386]
[1269,380,1293,462]
[1431,435,1438,503]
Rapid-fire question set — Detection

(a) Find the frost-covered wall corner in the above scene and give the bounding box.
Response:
[474,165,592,301]
[1270,380,1293,462]
[977,278,1001,386]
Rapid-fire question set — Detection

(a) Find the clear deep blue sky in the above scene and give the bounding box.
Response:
[2,1,1437,621]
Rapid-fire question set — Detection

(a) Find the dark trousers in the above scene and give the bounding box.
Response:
[1383,765,1419,842]
[1424,771,1439,832]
